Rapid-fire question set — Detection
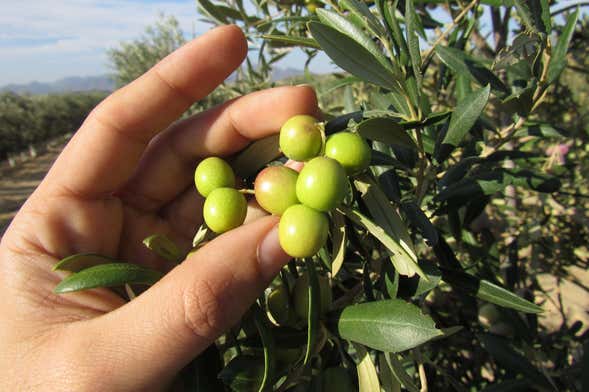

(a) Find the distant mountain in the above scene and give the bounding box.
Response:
[271,67,304,81]
[0,75,116,95]
[0,67,304,95]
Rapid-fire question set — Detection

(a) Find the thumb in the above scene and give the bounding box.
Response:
[77,216,290,390]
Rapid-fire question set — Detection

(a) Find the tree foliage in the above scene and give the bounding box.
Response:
[0,91,107,160]
[107,14,187,87]
[51,1,589,391]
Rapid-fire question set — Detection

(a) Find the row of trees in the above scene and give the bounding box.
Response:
[0,91,107,160]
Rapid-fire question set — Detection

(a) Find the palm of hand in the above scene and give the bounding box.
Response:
[0,25,315,391]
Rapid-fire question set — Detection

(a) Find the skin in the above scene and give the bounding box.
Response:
[203,188,247,233]
[194,156,235,197]
[254,165,299,215]
[278,204,328,258]
[296,156,347,212]
[0,25,320,391]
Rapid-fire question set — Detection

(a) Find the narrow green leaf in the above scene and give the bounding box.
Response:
[262,34,321,49]
[438,85,490,161]
[196,0,228,24]
[547,8,579,83]
[232,134,280,178]
[349,177,424,279]
[405,0,423,86]
[340,0,386,37]
[219,356,264,391]
[436,169,561,206]
[477,279,543,313]
[384,0,410,66]
[400,200,439,246]
[441,268,543,313]
[342,205,423,279]
[54,263,163,294]
[143,234,182,262]
[304,258,320,365]
[331,210,347,277]
[385,353,419,392]
[435,46,508,93]
[52,253,118,272]
[253,308,276,392]
[192,224,209,248]
[378,353,402,392]
[513,122,565,138]
[336,299,443,352]
[400,110,451,129]
[398,259,441,298]
[316,10,398,77]
[514,0,551,34]
[356,118,417,149]
[353,343,381,391]
[308,22,401,92]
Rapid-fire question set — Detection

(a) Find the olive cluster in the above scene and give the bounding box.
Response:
[272,114,371,257]
[193,114,371,258]
[194,157,247,234]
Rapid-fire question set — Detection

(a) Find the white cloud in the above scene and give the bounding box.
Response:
[0,0,335,86]
[0,0,200,84]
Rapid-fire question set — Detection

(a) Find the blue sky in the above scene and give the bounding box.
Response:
[0,0,337,86]
[0,1,583,86]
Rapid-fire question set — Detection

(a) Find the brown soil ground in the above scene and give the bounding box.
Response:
[0,141,66,235]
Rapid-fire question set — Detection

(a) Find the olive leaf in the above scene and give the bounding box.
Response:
[142,234,182,262]
[336,299,443,352]
[308,21,402,92]
[304,258,321,365]
[54,263,163,294]
[52,253,119,272]
[253,306,276,392]
[330,210,347,276]
[353,342,381,391]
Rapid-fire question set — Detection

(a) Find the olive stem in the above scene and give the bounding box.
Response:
[420,0,480,74]
[238,188,256,195]
[414,127,428,202]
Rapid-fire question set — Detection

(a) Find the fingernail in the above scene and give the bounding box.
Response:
[295,83,312,88]
[257,225,291,280]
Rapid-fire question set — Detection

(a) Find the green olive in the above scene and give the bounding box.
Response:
[292,271,332,319]
[325,132,372,175]
[279,204,328,258]
[203,188,247,234]
[267,284,296,326]
[279,114,322,161]
[254,166,299,215]
[296,156,347,212]
[306,2,318,12]
[194,157,235,197]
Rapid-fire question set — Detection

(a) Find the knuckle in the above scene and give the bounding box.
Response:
[182,279,226,339]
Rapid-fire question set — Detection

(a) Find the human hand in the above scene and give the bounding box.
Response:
[0,25,318,391]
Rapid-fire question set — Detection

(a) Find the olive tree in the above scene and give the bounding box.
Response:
[107,14,186,87]
[53,1,589,390]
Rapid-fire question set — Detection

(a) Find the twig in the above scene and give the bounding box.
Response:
[420,0,480,73]
[550,1,589,16]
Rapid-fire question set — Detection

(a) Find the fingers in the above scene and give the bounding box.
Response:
[76,216,290,389]
[41,25,248,198]
[119,85,318,211]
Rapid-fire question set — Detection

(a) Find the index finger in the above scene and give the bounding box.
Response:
[42,25,247,198]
